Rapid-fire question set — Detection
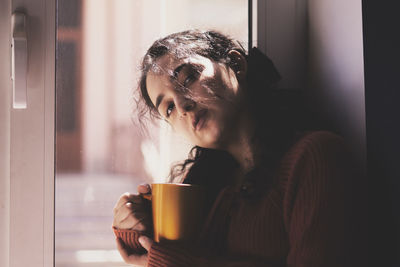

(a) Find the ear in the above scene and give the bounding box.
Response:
[227,50,247,81]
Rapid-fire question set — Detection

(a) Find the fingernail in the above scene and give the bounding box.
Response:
[140,183,150,189]
[138,236,144,245]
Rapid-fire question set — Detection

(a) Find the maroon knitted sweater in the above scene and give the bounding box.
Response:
[114,131,364,266]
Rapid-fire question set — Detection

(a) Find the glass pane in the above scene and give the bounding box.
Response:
[55,0,248,266]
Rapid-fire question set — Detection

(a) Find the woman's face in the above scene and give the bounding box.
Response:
[146,51,246,149]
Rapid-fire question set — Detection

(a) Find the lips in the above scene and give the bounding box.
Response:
[193,109,208,131]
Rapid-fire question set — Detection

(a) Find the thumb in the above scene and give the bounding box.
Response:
[138,236,153,251]
[138,183,151,194]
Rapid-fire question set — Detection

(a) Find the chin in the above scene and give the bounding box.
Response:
[196,128,225,150]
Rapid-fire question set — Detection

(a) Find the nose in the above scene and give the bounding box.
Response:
[176,96,196,116]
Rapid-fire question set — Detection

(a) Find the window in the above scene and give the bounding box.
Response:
[55,1,249,265]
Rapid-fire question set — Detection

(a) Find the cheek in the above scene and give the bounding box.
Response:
[171,118,192,139]
[198,106,235,147]
[200,80,236,105]
[210,99,237,123]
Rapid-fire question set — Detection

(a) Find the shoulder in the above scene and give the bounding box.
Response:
[281,131,346,168]
[276,131,351,203]
[293,130,345,152]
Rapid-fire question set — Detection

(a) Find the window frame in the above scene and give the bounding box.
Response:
[0,0,55,266]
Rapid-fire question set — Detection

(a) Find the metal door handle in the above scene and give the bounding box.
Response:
[11,12,27,109]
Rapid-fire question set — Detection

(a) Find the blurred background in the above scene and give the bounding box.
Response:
[55,0,248,266]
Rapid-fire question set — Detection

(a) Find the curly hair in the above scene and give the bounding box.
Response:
[136,29,302,188]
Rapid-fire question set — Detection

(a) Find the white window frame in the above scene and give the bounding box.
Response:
[0,0,55,266]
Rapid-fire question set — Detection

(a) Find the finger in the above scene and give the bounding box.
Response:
[113,202,136,225]
[114,194,143,214]
[113,198,151,229]
[116,238,148,265]
[138,236,154,251]
[138,183,151,194]
[115,202,150,224]
[119,212,151,231]
[114,192,133,212]
[114,202,148,225]
[126,254,148,266]
[116,237,130,262]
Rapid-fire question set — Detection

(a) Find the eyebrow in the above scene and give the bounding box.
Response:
[172,63,188,80]
[155,93,164,110]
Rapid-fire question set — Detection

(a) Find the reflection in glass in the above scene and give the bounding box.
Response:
[55,0,247,266]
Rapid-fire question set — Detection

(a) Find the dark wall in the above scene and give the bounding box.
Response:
[362,0,400,265]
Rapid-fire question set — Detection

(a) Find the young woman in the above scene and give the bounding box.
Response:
[112,30,364,266]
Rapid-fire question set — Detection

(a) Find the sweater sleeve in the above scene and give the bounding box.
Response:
[114,228,283,267]
[113,216,282,267]
[113,227,147,254]
[146,242,283,267]
[282,132,362,266]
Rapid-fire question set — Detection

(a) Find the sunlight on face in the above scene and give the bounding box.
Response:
[146,53,242,149]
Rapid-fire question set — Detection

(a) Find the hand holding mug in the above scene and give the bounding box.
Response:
[113,183,206,266]
[113,184,154,266]
[112,184,152,231]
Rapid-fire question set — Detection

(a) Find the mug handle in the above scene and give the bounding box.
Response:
[141,193,152,201]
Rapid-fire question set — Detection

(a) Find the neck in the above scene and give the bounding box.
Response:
[225,109,256,175]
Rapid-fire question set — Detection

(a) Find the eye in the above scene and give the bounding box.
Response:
[183,73,196,87]
[181,65,201,87]
[166,102,175,118]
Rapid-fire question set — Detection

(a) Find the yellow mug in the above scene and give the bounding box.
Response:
[143,183,206,243]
